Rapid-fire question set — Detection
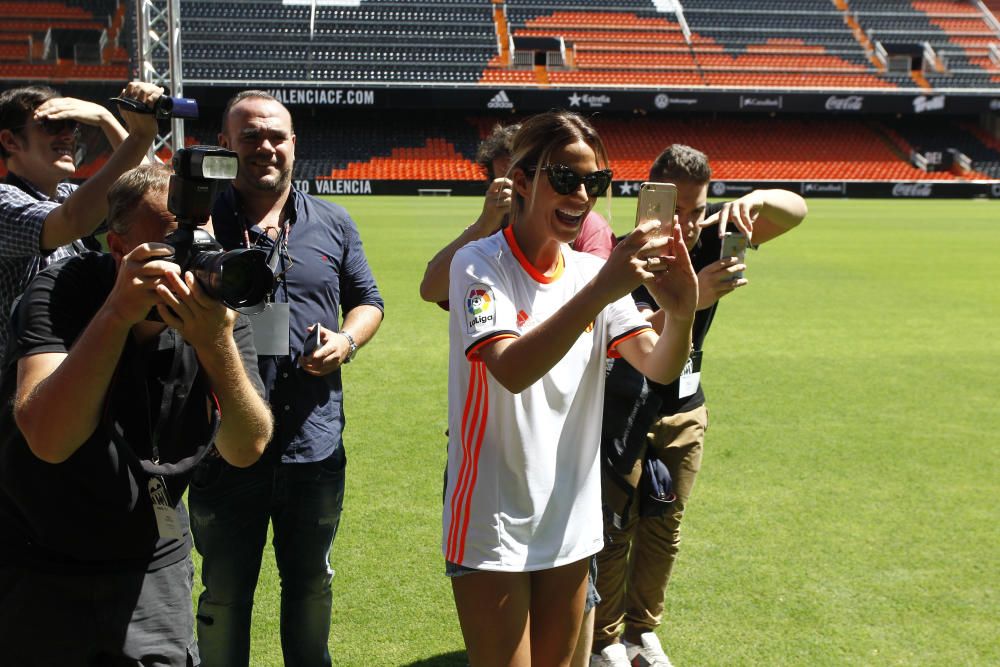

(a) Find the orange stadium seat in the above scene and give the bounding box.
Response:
[586,116,978,181]
[323,138,482,181]
[0,2,91,19]
[526,11,685,32]
[0,20,106,32]
[0,42,30,61]
[911,1,981,14]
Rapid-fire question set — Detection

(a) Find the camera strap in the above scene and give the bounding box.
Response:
[265,222,290,278]
[139,332,185,466]
[241,219,291,287]
[102,331,220,479]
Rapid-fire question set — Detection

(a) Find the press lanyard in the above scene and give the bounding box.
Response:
[241,219,290,253]
[242,219,291,299]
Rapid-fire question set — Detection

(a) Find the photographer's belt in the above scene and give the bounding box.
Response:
[678,350,703,399]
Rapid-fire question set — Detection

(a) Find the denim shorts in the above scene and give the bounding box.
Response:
[445,556,601,613]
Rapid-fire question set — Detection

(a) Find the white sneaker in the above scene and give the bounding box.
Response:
[624,632,675,667]
[590,642,631,667]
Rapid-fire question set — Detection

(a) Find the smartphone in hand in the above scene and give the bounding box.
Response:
[720,232,749,281]
[302,323,322,357]
[635,182,678,237]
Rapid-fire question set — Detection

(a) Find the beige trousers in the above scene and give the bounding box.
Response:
[593,404,708,649]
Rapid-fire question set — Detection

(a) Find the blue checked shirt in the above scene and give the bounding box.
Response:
[0,177,83,361]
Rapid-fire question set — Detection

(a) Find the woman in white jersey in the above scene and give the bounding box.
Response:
[443,111,697,666]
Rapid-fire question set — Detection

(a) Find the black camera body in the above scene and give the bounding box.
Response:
[166,147,273,314]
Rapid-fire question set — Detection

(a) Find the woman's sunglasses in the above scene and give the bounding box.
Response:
[12,118,80,136]
[530,164,613,197]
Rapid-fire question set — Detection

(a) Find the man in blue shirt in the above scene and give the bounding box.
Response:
[189,90,384,666]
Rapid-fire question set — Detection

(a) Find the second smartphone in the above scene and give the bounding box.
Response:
[635,182,678,237]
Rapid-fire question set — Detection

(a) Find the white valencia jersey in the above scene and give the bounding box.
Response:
[443,227,651,571]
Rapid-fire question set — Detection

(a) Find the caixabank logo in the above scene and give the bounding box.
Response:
[466,284,496,334]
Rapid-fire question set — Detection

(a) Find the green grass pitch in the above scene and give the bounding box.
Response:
[190,195,1000,666]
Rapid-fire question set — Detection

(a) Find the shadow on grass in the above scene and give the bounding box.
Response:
[400,651,468,667]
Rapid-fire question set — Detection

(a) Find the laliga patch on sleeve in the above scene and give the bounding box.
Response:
[465,283,497,334]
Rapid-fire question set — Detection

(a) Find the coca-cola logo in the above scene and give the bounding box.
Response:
[825,95,864,111]
[892,183,933,197]
[913,95,945,113]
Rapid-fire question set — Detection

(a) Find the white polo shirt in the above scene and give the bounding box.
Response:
[443,226,651,571]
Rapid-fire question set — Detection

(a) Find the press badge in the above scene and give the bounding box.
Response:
[678,350,703,399]
[148,476,183,540]
[250,301,290,356]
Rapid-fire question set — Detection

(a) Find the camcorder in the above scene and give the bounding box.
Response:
[111,94,199,119]
[165,146,273,314]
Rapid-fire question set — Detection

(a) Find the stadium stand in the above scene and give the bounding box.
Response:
[891,116,1000,177]
[180,0,498,84]
[1,0,997,191]
[0,0,127,81]
[850,0,1000,86]
[489,0,921,89]
[175,112,999,183]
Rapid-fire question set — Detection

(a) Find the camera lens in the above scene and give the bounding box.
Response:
[191,248,272,314]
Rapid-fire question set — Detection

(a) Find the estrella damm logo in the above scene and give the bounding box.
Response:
[465,283,496,334]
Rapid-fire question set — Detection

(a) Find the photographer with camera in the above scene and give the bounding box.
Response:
[0,163,273,665]
[189,90,384,666]
[0,81,163,360]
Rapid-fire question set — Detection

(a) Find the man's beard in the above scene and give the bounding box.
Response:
[247,162,293,193]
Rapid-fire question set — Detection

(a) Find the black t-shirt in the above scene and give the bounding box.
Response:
[0,252,262,573]
[632,201,726,414]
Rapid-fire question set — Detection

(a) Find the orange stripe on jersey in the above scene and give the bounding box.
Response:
[503,226,563,284]
[466,332,518,359]
[607,325,654,358]
[447,362,482,559]
[455,361,489,564]
[447,360,489,563]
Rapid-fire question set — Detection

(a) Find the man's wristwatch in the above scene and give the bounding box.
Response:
[340,330,358,363]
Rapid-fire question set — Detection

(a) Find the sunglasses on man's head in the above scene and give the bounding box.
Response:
[530,164,613,197]
[12,118,80,136]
